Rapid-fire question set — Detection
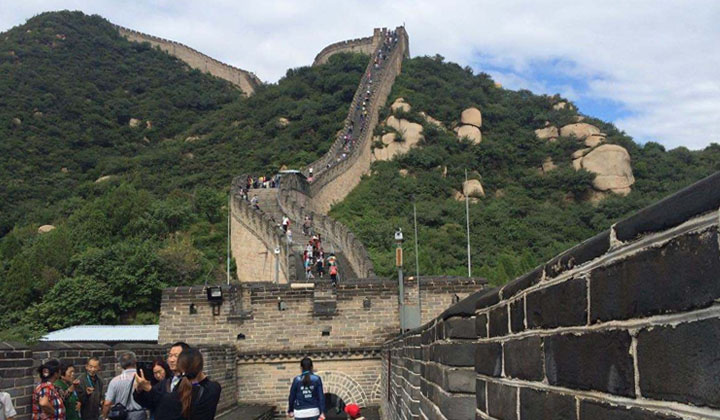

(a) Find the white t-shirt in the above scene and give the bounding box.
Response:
[0,392,17,420]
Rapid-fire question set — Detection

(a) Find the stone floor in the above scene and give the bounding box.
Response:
[216,403,275,420]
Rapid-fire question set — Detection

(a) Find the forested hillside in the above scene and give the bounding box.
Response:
[2,12,718,342]
[329,56,720,282]
[0,11,365,341]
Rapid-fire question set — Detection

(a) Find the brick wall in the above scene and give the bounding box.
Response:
[0,342,237,419]
[115,25,261,95]
[237,350,383,416]
[158,277,485,350]
[312,31,378,66]
[382,172,720,420]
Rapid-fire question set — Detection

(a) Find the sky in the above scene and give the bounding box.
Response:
[1,1,718,150]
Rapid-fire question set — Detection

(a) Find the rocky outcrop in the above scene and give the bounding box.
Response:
[95,175,116,183]
[419,112,444,128]
[38,225,55,234]
[553,101,567,110]
[277,117,290,127]
[584,134,605,148]
[129,118,141,128]
[372,116,424,161]
[461,107,482,127]
[391,98,411,113]
[456,125,482,144]
[535,126,559,141]
[560,123,600,140]
[574,144,635,195]
[463,179,485,199]
[542,157,557,173]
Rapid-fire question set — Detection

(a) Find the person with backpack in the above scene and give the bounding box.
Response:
[287,358,324,420]
[102,352,146,420]
[329,265,338,287]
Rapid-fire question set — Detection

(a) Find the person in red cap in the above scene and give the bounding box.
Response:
[344,403,364,420]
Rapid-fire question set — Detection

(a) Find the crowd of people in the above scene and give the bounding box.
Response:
[22,342,221,420]
[4,351,367,420]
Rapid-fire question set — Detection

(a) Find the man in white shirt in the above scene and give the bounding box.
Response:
[0,391,16,420]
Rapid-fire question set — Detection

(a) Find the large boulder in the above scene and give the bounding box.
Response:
[553,101,567,110]
[463,179,485,198]
[38,225,56,234]
[461,107,482,127]
[577,144,635,195]
[391,98,411,113]
[542,157,557,173]
[584,134,605,148]
[373,117,424,161]
[535,126,559,141]
[128,118,141,128]
[560,123,600,139]
[277,117,290,127]
[419,111,444,128]
[456,125,482,144]
[95,175,115,183]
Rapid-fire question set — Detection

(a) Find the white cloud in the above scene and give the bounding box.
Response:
[1,0,718,149]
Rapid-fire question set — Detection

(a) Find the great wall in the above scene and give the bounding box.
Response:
[3,25,720,420]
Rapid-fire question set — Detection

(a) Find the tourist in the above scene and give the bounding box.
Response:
[344,404,365,420]
[32,359,65,420]
[151,360,172,386]
[251,195,259,210]
[54,363,81,420]
[287,358,325,420]
[286,228,293,245]
[315,258,324,278]
[102,352,146,420]
[0,390,17,420]
[134,342,190,419]
[77,357,103,420]
[329,264,338,287]
[134,348,221,420]
[282,216,290,233]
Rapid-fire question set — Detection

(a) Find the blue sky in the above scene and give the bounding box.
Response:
[1,0,718,150]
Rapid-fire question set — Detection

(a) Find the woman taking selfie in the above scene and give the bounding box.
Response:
[134,347,221,420]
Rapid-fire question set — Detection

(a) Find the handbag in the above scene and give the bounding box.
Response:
[107,376,135,420]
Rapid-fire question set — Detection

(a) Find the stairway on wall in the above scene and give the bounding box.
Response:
[248,188,357,282]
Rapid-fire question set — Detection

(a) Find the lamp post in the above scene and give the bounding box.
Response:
[395,228,404,331]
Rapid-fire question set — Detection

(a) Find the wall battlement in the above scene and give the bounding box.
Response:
[115,25,261,95]
[382,171,720,420]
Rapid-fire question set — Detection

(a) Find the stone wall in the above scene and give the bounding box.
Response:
[230,179,293,283]
[158,277,484,350]
[115,25,261,95]
[382,171,720,420]
[237,350,383,417]
[0,342,237,419]
[309,27,409,214]
[312,30,379,66]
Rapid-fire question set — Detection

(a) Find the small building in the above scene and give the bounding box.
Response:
[41,325,159,344]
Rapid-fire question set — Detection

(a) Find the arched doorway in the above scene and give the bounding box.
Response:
[324,393,348,420]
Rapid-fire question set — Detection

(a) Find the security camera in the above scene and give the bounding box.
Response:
[394,228,403,242]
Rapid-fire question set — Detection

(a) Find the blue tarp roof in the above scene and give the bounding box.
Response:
[41,325,159,342]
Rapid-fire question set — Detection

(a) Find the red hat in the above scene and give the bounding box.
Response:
[344,403,361,418]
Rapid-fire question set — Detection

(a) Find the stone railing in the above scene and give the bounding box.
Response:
[277,174,374,278]
[230,177,295,283]
[114,24,262,95]
[382,171,720,420]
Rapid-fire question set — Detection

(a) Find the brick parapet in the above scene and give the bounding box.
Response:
[382,171,720,420]
[312,30,378,66]
[114,25,261,95]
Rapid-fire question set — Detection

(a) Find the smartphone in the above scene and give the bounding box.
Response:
[136,361,154,382]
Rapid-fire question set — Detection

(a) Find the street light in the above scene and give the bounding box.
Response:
[395,228,405,331]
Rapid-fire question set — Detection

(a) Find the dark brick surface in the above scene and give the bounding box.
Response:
[489,305,509,338]
[444,317,476,339]
[520,388,576,420]
[476,379,486,412]
[500,266,544,299]
[510,298,524,333]
[590,230,720,323]
[526,277,587,329]
[545,230,610,278]
[544,330,635,397]
[475,343,502,377]
[504,336,543,381]
[637,318,720,408]
[441,286,492,319]
[487,381,517,420]
[434,342,476,367]
[474,288,501,311]
[579,400,683,420]
[614,171,720,241]
[475,313,488,338]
